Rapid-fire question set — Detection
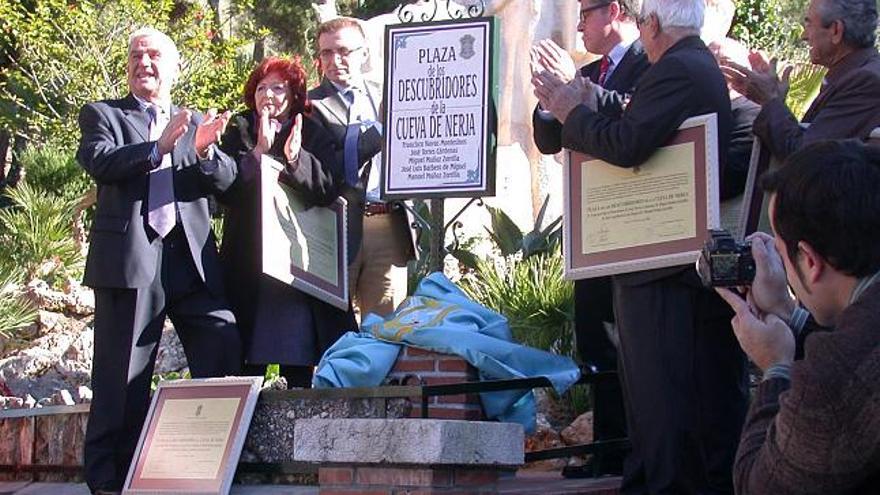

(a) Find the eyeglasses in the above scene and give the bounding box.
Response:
[317,46,364,60]
[579,2,612,23]
[635,12,652,28]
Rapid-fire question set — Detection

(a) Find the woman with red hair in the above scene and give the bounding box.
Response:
[218,57,355,388]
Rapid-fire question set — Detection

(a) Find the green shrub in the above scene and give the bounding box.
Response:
[462,249,574,356]
[0,269,37,339]
[17,145,91,201]
[151,369,192,392]
[461,248,588,412]
[733,0,809,61]
[0,182,83,284]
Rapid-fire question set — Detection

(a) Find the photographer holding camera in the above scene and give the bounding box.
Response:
[715,140,880,494]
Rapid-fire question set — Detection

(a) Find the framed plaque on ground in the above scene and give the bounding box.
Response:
[563,113,721,280]
[122,377,262,495]
[260,155,349,310]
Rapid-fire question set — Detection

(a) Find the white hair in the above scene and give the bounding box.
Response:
[702,0,735,42]
[641,0,705,32]
[128,27,180,63]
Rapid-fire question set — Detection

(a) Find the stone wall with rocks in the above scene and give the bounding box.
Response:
[0,281,188,411]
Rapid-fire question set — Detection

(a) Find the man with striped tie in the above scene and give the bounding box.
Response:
[76,27,241,495]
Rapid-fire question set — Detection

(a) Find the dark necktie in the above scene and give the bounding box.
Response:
[343,87,367,187]
[597,55,611,87]
[146,104,176,237]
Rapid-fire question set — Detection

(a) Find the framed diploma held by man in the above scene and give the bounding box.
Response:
[260,155,349,310]
[122,377,262,495]
[563,113,721,279]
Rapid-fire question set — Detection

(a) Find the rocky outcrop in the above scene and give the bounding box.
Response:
[0,281,189,409]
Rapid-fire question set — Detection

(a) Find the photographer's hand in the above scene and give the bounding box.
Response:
[716,287,795,372]
[746,233,797,323]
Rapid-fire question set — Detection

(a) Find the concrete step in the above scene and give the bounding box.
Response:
[0,474,621,495]
[0,482,318,494]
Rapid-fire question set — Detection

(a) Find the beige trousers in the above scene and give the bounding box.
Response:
[349,213,410,321]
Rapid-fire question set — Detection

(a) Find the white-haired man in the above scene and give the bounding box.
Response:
[530,0,650,477]
[77,27,241,495]
[534,0,747,492]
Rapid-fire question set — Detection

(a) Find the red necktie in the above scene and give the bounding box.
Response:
[597,55,610,87]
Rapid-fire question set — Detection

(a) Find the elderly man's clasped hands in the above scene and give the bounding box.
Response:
[530,39,599,123]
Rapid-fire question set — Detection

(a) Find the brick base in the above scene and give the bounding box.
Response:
[387,347,486,421]
[319,465,500,494]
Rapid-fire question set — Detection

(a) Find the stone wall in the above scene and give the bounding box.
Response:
[0,405,88,483]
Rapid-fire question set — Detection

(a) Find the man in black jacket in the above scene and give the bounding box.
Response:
[531,0,649,477]
[76,28,241,494]
[534,0,748,492]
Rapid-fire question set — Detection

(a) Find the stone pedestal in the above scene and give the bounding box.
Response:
[295,418,523,494]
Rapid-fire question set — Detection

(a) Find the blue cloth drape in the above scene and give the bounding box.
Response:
[313,272,581,433]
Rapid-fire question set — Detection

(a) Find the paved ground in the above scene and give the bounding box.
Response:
[0,473,622,494]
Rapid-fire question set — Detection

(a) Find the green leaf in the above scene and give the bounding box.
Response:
[484,204,523,257]
[0,273,37,338]
[533,194,550,231]
[786,62,826,120]
[521,230,549,259]
[449,248,481,271]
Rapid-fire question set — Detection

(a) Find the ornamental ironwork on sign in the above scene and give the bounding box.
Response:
[397,0,486,23]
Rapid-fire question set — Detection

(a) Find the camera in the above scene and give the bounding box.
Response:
[696,229,756,287]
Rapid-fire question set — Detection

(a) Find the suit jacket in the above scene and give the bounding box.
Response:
[216,111,352,364]
[753,47,880,161]
[560,36,733,285]
[76,94,237,294]
[532,40,650,155]
[308,78,415,264]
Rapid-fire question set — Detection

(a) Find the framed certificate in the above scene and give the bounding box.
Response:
[260,156,349,310]
[563,113,721,279]
[729,125,880,242]
[737,136,776,238]
[381,17,498,199]
[123,377,262,495]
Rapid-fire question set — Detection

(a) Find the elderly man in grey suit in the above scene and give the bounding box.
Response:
[531,0,650,477]
[76,27,240,495]
[308,17,415,319]
[722,0,880,160]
